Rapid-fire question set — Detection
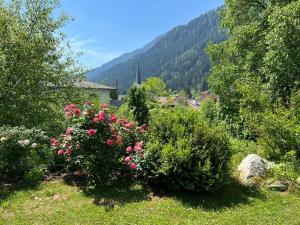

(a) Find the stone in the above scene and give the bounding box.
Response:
[238,154,271,184]
[296,177,300,186]
[268,181,288,192]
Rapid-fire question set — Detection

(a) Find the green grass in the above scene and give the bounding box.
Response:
[0,180,299,225]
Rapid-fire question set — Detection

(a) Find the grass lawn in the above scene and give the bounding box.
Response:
[0,179,299,225]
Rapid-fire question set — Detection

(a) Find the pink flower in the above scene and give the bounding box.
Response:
[138,153,143,158]
[130,162,137,170]
[106,139,114,146]
[126,146,133,153]
[124,156,131,163]
[66,127,73,135]
[50,138,60,147]
[125,122,134,129]
[98,111,106,121]
[115,135,123,145]
[57,149,64,156]
[135,142,143,147]
[69,104,77,109]
[64,106,70,112]
[73,108,80,116]
[50,138,58,144]
[118,118,127,125]
[65,149,72,155]
[116,139,122,145]
[66,111,71,118]
[136,127,145,133]
[88,129,96,136]
[110,114,117,123]
[93,117,99,123]
[134,146,142,152]
[101,103,108,110]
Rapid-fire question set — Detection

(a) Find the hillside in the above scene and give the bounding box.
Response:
[87,34,165,81]
[88,8,226,93]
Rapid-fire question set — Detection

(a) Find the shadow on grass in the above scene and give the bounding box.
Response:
[0,180,41,204]
[152,178,267,211]
[63,175,151,211]
[63,174,266,211]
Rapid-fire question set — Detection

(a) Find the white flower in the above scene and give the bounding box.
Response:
[18,140,24,146]
[31,143,37,148]
[23,139,30,146]
[0,137,8,142]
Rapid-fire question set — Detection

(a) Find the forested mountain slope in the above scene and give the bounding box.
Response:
[88,8,226,93]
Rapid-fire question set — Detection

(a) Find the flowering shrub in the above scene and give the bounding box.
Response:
[51,102,146,185]
[0,126,50,183]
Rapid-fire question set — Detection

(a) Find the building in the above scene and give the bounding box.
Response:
[75,80,117,104]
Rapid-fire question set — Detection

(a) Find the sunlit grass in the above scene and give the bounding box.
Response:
[0,179,299,225]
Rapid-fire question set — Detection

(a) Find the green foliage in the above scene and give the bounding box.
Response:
[199,99,219,122]
[0,126,51,183]
[207,0,300,124]
[207,0,300,165]
[0,0,84,134]
[238,80,300,161]
[127,85,149,125]
[92,9,226,93]
[267,163,298,182]
[144,107,231,192]
[141,77,169,98]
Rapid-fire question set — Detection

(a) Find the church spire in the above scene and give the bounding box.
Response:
[136,64,141,85]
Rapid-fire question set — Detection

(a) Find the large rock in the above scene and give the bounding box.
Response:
[238,154,272,184]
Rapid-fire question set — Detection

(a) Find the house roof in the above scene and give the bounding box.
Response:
[74,81,117,90]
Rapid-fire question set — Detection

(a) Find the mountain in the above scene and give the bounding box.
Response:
[87,34,165,81]
[87,8,226,94]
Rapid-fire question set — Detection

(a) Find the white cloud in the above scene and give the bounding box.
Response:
[68,35,122,67]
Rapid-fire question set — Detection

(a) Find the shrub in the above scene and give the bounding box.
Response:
[267,162,298,182]
[51,102,146,185]
[144,107,231,192]
[0,126,50,183]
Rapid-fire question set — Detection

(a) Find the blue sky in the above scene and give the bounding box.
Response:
[59,0,224,69]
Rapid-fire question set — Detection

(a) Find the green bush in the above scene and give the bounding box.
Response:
[267,162,298,182]
[0,126,51,183]
[144,107,231,192]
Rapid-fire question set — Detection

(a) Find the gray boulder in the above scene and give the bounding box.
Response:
[238,154,272,184]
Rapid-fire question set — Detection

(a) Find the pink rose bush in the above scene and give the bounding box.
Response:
[51,102,146,184]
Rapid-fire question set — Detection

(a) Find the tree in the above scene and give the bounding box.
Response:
[0,0,83,133]
[207,0,300,160]
[128,85,149,125]
[141,77,169,97]
[207,0,300,124]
